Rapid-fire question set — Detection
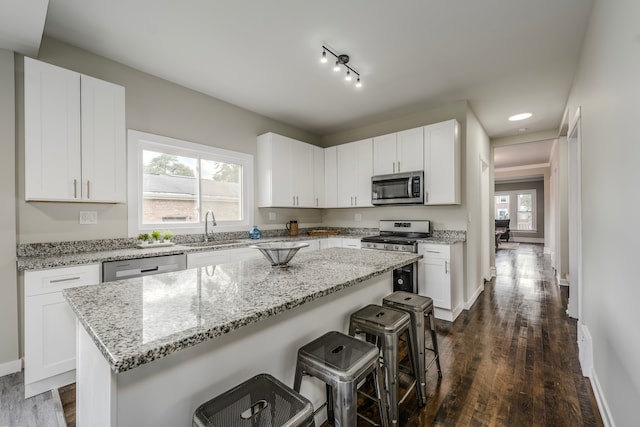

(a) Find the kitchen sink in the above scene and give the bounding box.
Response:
[181,240,240,248]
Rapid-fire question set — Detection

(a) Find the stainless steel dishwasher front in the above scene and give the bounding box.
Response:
[102,253,187,282]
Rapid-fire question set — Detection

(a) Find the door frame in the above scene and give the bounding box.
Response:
[567,107,582,321]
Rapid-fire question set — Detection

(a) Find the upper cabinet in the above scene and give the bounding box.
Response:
[372,127,424,175]
[24,57,126,203]
[424,119,461,205]
[257,132,323,208]
[336,139,373,208]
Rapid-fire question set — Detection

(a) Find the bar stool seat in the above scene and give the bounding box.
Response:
[193,373,315,427]
[348,304,422,425]
[383,291,443,406]
[293,331,388,427]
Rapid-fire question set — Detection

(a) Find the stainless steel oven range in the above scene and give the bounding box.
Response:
[361,220,430,294]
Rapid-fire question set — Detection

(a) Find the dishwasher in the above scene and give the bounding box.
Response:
[102,253,187,282]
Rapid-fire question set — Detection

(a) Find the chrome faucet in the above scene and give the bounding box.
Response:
[204,210,217,242]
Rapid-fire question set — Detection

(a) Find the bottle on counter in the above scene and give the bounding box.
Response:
[249,225,262,240]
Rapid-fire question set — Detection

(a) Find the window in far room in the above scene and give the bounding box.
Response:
[127,130,253,236]
[494,190,536,231]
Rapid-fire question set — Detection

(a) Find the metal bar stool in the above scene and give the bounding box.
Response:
[348,304,422,425]
[293,331,389,427]
[193,373,315,427]
[382,291,443,407]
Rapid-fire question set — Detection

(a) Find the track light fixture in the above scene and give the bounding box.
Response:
[320,45,362,88]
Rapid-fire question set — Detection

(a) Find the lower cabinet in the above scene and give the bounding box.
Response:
[24,264,100,398]
[417,242,463,322]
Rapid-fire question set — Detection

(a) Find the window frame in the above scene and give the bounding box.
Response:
[494,189,537,232]
[127,130,253,237]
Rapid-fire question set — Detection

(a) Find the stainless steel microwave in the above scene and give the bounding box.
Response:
[371,170,424,205]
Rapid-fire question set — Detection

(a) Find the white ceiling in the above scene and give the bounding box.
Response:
[2,0,593,143]
[494,140,554,169]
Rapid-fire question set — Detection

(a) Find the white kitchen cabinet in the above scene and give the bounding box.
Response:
[336,139,373,208]
[424,120,461,205]
[257,133,322,208]
[340,238,362,249]
[24,57,126,202]
[417,242,463,322]
[324,146,338,208]
[319,236,343,249]
[24,263,100,398]
[372,127,424,175]
[313,146,325,208]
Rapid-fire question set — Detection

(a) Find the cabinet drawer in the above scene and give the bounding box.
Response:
[418,243,450,258]
[24,264,100,296]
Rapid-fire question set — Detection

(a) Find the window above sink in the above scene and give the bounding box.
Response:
[127,130,254,237]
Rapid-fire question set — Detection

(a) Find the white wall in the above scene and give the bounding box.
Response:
[0,50,19,371]
[16,37,323,244]
[563,0,640,424]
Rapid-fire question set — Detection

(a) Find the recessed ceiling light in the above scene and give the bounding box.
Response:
[509,112,533,121]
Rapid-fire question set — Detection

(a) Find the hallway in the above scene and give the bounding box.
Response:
[398,243,604,426]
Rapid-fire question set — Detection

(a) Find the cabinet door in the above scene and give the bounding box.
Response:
[24,292,77,385]
[372,133,397,175]
[341,238,362,249]
[424,120,460,205]
[418,257,450,309]
[397,127,424,173]
[80,75,126,202]
[257,133,294,207]
[24,57,82,201]
[354,139,373,207]
[291,141,315,207]
[313,146,325,208]
[336,143,357,207]
[324,147,338,208]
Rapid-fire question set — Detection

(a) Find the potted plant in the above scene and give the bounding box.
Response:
[162,230,173,243]
[151,230,161,243]
[137,233,150,246]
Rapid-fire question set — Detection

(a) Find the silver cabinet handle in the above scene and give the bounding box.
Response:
[293,196,296,206]
[445,260,448,274]
[393,162,396,173]
[397,161,400,171]
[296,196,299,206]
[87,180,91,199]
[350,196,354,206]
[426,250,441,254]
[315,197,318,207]
[425,191,428,203]
[50,276,81,284]
[73,179,78,199]
[355,196,358,205]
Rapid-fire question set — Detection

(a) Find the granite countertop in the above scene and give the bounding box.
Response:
[63,248,421,373]
[17,229,465,271]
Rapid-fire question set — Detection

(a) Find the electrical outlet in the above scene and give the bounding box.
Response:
[354,213,362,221]
[80,211,98,225]
[268,212,276,221]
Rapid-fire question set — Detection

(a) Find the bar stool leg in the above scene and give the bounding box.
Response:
[326,384,335,425]
[381,332,399,425]
[427,310,443,378]
[412,311,427,406]
[333,381,357,427]
[374,361,390,427]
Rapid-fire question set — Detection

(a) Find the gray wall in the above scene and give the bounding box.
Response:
[16,37,323,244]
[0,50,18,369]
[495,179,544,239]
[564,0,640,424]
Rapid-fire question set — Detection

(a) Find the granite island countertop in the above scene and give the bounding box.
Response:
[63,247,421,373]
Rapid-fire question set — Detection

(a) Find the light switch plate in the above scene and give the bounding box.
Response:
[80,211,98,225]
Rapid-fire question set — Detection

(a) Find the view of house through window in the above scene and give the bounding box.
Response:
[142,150,242,225]
[494,190,536,231]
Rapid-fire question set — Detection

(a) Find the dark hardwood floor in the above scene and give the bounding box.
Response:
[60,244,603,426]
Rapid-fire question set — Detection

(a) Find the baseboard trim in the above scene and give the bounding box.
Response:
[465,283,485,310]
[590,368,616,427]
[578,322,593,377]
[512,236,545,244]
[490,266,496,278]
[556,271,569,286]
[0,359,21,377]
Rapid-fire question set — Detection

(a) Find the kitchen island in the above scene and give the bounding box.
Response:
[63,247,421,426]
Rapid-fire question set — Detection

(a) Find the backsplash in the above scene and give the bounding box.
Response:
[16,227,380,257]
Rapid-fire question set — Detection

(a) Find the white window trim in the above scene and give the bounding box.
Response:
[495,189,537,232]
[127,129,254,237]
